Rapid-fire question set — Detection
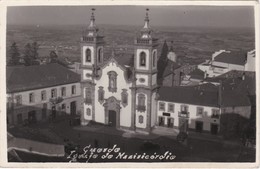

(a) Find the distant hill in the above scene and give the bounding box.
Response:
[6,24,255,65]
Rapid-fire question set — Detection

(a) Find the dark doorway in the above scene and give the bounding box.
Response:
[211,124,219,135]
[70,101,76,115]
[108,110,117,127]
[17,113,23,124]
[42,103,47,120]
[52,106,56,119]
[28,111,36,124]
[167,118,174,128]
[179,118,188,132]
[195,121,203,132]
[158,116,164,126]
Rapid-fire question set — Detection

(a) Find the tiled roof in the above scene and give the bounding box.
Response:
[204,70,256,96]
[158,86,251,107]
[189,68,205,80]
[214,51,247,65]
[100,52,134,81]
[7,63,80,93]
[163,60,181,77]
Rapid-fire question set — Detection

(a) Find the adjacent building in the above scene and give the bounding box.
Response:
[157,86,251,135]
[6,63,81,126]
[198,49,255,78]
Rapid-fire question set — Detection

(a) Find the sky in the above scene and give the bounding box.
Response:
[7,6,255,28]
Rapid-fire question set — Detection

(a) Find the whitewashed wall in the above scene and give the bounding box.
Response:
[157,100,220,131]
[93,60,133,127]
[9,83,81,106]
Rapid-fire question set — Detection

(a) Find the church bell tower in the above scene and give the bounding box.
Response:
[133,9,158,133]
[80,9,105,125]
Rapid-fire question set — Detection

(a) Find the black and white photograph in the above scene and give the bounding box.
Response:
[1,1,258,167]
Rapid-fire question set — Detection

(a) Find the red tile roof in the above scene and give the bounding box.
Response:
[7,63,80,93]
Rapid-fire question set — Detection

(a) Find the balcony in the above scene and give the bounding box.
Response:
[178,111,190,118]
[137,105,146,112]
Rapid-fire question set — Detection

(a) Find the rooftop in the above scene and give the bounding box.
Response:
[214,51,247,66]
[163,60,181,77]
[7,63,80,93]
[203,70,256,96]
[158,86,251,107]
[189,68,205,80]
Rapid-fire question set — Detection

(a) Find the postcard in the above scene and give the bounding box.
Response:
[0,0,259,168]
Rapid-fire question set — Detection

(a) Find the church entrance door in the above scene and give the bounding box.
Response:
[108,110,117,127]
[104,96,121,129]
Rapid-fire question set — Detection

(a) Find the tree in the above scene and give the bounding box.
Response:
[160,40,169,62]
[8,42,21,66]
[49,50,58,62]
[24,43,33,66]
[23,42,39,66]
[157,40,169,83]
[31,42,39,60]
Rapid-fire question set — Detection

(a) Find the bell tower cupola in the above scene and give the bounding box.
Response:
[141,8,152,39]
[87,8,99,37]
[81,8,105,81]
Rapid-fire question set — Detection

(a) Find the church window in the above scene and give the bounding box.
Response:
[139,115,144,124]
[152,51,156,67]
[98,48,103,63]
[85,48,91,62]
[108,71,117,93]
[98,87,105,104]
[140,52,146,67]
[137,93,146,112]
[86,108,91,116]
[121,89,128,107]
[85,87,92,104]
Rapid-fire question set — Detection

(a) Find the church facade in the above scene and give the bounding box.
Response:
[80,9,158,133]
[79,9,252,135]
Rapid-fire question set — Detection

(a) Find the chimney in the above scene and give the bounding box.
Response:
[218,80,222,107]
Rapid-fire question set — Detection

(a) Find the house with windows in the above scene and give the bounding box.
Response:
[156,86,251,134]
[6,63,81,126]
[198,49,255,78]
